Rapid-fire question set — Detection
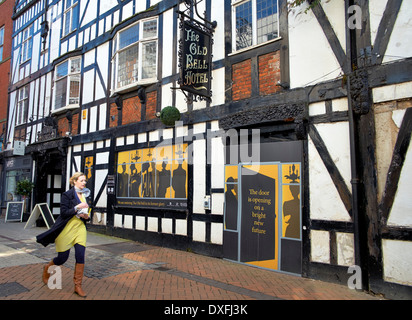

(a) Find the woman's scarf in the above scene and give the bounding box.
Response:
[75,187,90,198]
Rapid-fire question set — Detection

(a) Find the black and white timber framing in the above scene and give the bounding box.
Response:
[2,0,412,299]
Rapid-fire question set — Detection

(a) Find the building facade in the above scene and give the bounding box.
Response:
[0,0,15,205]
[3,0,412,299]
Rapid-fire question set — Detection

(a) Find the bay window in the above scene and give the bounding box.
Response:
[112,18,158,92]
[54,57,81,110]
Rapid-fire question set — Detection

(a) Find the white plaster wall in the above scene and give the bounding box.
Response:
[162,9,174,79]
[124,215,133,229]
[322,0,346,53]
[100,0,118,16]
[175,219,187,236]
[211,223,223,245]
[114,214,122,228]
[162,218,173,234]
[82,69,95,104]
[94,169,108,208]
[372,81,412,104]
[96,43,110,100]
[211,68,225,107]
[49,9,61,63]
[211,0,225,62]
[308,136,351,222]
[369,0,387,47]
[315,122,352,190]
[383,239,412,286]
[193,221,206,242]
[336,232,355,266]
[80,0,97,28]
[382,0,412,63]
[148,217,158,232]
[193,139,206,214]
[288,1,342,89]
[122,1,134,20]
[388,137,412,227]
[135,216,145,231]
[310,230,330,263]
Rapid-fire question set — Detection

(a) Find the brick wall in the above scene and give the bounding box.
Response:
[109,103,118,128]
[145,91,157,120]
[109,90,158,127]
[232,51,281,101]
[122,96,142,125]
[259,51,281,96]
[57,113,79,136]
[232,59,252,101]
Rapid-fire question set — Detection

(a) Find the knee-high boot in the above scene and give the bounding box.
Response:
[42,260,55,285]
[74,263,87,297]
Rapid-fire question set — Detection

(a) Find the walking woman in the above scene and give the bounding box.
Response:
[37,172,91,297]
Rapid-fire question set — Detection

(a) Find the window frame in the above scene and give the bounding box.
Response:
[231,0,280,53]
[20,25,33,63]
[16,85,29,126]
[111,17,159,94]
[0,26,4,61]
[53,56,82,111]
[63,0,79,37]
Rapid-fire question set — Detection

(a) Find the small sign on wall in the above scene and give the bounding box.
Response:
[13,141,25,156]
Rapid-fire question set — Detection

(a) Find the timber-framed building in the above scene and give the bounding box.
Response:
[2,0,412,299]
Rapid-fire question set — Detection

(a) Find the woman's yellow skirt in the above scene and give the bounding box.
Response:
[55,216,87,252]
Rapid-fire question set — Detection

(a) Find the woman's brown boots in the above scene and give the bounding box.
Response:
[42,261,86,297]
[74,263,87,297]
[42,260,55,285]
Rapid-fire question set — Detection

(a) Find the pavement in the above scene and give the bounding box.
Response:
[0,217,382,305]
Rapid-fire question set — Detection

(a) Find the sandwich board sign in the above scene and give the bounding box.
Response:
[5,201,24,222]
[24,203,55,229]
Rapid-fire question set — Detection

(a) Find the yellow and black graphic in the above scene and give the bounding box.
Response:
[116,144,187,209]
[282,164,301,239]
[224,161,302,274]
[240,164,279,270]
[224,165,238,231]
[84,156,94,191]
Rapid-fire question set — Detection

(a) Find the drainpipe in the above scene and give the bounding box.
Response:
[346,0,368,291]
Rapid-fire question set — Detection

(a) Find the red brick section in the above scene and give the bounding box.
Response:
[232,59,252,101]
[145,91,157,120]
[109,102,118,128]
[122,96,142,125]
[259,51,281,96]
[0,246,379,300]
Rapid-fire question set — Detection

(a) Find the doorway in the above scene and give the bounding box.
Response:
[223,141,302,274]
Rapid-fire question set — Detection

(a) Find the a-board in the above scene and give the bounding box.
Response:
[5,202,24,222]
[24,203,55,229]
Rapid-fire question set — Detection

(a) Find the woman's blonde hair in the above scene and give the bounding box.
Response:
[70,172,86,186]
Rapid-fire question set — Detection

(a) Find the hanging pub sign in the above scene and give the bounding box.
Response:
[179,20,213,101]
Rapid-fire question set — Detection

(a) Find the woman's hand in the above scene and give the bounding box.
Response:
[77,202,89,210]
[78,213,89,219]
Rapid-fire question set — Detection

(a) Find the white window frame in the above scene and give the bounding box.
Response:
[53,56,81,111]
[16,86,29,126]
[0,26,4,61]
[231,0,280,53]
[111,17,159,94]
[63,0,79,37]
[20,25,32,63]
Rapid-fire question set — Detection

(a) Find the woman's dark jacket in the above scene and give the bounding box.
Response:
[36,188,90,247]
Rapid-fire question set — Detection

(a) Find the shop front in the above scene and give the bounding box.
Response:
[223,139,303,275]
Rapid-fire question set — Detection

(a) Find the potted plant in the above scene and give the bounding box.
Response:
[15,178,35,216]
